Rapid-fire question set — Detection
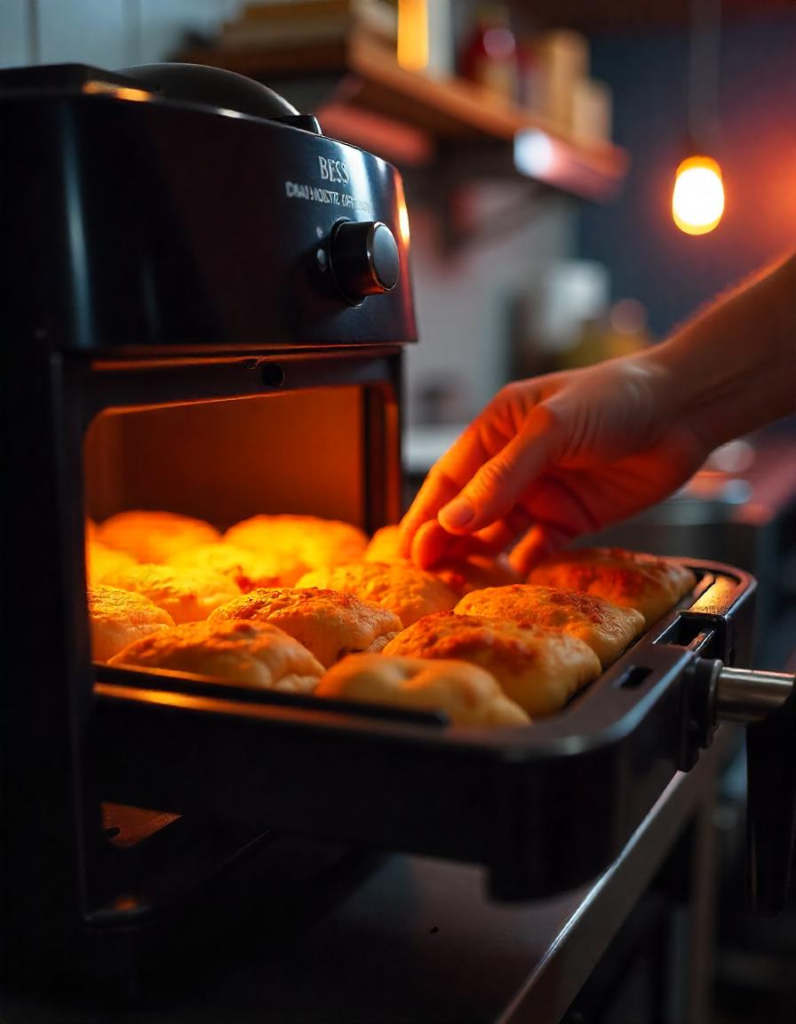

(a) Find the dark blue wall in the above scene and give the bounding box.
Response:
[579,13,796,338]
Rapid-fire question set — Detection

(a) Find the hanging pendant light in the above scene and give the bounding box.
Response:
[672,0,725,235]
[673,155,724,234]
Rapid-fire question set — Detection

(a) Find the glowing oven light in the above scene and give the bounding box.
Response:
[672,156,725,235]
[83,81,153,103]
[398,202,411,246]
[395,176,411,245]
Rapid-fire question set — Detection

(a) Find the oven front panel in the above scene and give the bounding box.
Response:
[5,88,417,354]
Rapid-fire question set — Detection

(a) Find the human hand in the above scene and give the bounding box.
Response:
[399,354,711,572]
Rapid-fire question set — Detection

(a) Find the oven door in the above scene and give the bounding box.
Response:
[3,347,402,980]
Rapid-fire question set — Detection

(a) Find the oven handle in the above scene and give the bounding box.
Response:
[689,658,796,916]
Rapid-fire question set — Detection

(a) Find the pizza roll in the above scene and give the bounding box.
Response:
[97,510,220,564]
[88,584,174,663]
[225,514,367,574]
[167,542,305,591]
[528,547,696,626]
[109,619,324,693]
[209,587,403,668]
[316,654,530,727]
[455,584,645,667]
[102,564,240,624]
[296,562,458,627]
[364,524,521,597]
[86,541,138,584]
[383,612,600,717]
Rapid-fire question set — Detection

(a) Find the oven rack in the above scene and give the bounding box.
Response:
[94,560,757,903]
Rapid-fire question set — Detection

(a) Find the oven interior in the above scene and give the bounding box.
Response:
[86,387,375,529]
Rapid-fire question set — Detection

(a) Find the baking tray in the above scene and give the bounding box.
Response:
[94,559,756,903]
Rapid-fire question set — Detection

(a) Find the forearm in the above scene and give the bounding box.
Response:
[645,252,796,451]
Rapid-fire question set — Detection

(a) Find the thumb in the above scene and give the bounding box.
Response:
[438,405,562,535]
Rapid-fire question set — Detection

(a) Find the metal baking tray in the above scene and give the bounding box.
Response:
[94,559,756,902]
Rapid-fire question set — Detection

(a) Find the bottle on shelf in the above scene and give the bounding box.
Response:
[459,4,518,103]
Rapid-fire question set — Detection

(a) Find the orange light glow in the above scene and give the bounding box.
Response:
[395,176,411,245]
[672,156,725,235]
[398,203,411,246]
[397,0,429,71]
[83,81,152,103]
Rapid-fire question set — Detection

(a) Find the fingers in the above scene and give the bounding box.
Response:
[410,520,456,568]
[475,509,534,552]
[398,468,460,557]
[437,405,561,536]
[410,518,517,570]
[508,523,574,575]
[399,421,495,556]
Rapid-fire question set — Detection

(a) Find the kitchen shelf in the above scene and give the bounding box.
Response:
[177,32,629,202]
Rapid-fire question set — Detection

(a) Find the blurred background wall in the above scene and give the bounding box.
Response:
[580,11,796,338]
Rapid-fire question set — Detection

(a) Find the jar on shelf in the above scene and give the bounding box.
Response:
[459,5,518,103]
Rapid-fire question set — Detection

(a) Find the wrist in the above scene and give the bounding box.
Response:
[640,254,796,452]
[639,341,699,437]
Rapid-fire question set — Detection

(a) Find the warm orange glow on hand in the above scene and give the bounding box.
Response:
[672,156,725,235]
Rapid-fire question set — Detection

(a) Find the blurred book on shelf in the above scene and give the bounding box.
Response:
[519,29,613,144]
[218,0,398,50]
[455,12,614,145]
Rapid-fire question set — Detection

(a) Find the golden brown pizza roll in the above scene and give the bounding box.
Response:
[455,584,645,667]
[102,564,240,624]
[225,514,367,574]
[109,619,324,693]
[166,543,304,591]
[296,562,458,628]
[86,541,138,584]
[88,584,175,663]
[97,510,221,564]
[208,587,403,669]
[365,524,522,598]
[383,612,601,717]
[316,654,531,727]
[364,525,409,564]
[434,554,522,598]
[365,631,400,654]
[528,547,696,626]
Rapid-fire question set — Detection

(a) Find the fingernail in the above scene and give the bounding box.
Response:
[440,498,475,529]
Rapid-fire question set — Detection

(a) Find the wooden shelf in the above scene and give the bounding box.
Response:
[178,32,629,203]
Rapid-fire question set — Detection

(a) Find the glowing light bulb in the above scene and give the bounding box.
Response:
[672,156,725,235]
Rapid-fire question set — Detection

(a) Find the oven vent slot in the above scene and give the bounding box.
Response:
[655,612,727,659]
[613,666,653,690]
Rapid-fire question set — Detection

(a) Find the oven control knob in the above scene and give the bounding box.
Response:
[329,220,400,301]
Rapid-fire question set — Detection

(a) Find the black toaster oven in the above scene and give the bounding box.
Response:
[2,63,793,998]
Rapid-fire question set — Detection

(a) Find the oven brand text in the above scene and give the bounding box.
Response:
[284,180,372,214]
[318,156,350,184]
